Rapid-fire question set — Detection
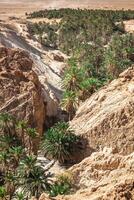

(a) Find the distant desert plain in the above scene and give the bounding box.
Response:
[0,0,134,20]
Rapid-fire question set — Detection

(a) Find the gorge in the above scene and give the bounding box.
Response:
[0,2,134,200]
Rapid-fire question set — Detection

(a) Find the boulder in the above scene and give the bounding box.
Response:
[71,67,134,156]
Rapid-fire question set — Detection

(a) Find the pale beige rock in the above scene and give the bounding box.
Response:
[38,148,134,200]
[64,149,134,200]
[39,193,50,200]
[71,67,134,156]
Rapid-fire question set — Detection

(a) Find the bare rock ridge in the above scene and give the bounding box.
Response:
[0,47,45,135]
[36,67,134,200]
[71,67,134,156]
[37,148,134,200]
[57,148,134,200]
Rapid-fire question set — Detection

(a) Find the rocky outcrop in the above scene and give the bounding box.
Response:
[58,148,134,200]
[38,148,134,200]
[0,47,45,135]
[71,67,134,156]
[0,21,66,125]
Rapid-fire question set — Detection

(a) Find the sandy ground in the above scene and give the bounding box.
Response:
[0,0,134,21]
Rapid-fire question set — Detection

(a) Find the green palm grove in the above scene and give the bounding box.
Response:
[27,9,134,119]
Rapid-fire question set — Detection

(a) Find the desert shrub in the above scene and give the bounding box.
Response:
[49,172,74,197]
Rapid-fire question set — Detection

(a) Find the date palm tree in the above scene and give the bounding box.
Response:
[0,113,14,136]
[0,186,7,200]
[9,146,24,167]
[26,128,38,154]
[19,155,37,176]
[21,166,52,198]
[79,78,102,100]
[18,155,52,198]
[4,172,16,200]
[62,59,84,92]
[15,192,25,200]
[0,151,10,171]
[16,120,27,144]
[61,91,78,120]
[0,135,14,151]
[41,122,79,164]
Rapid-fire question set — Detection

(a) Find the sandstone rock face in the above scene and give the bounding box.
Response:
[0,47,45,135]
[38,148,134,200]
[71,67,134,156]
[58,148,134,200]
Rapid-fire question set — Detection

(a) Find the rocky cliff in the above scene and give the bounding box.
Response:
[57,148,134,200]
[71,67,134,157]
[35,67,134,200]
[0,47,45,135]
[37,148,134,200]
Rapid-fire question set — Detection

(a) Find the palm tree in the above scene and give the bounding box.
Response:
[0,186,7,200]
[61,91,78,120]
[15,192,25,200]
[41,122,79,164]
[9,146,24,167]
[16,120,27,144]
[19,155,37,176]
[18,155,52,198]
[4,172,16,200]
[21,166,52,198]
[62,60,84,92]
[0,135,13,151]
[0,151,9,171]
[79,78,102,100]
[0,113,14,136]
[26,128,38,154]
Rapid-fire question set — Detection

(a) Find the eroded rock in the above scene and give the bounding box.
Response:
[71,67,134,156]
[0,47,45,148]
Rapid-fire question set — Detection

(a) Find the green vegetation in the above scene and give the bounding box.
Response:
[49,172,74,197]
[27,9,134,118]
[41,122,80,164]
[17,155,52,198]
[28,8,134,20]
[0,113,52,199]
[0,114,79,199]
[104,33,134,78]
[27,22,59,48]
[61,58,103,118]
